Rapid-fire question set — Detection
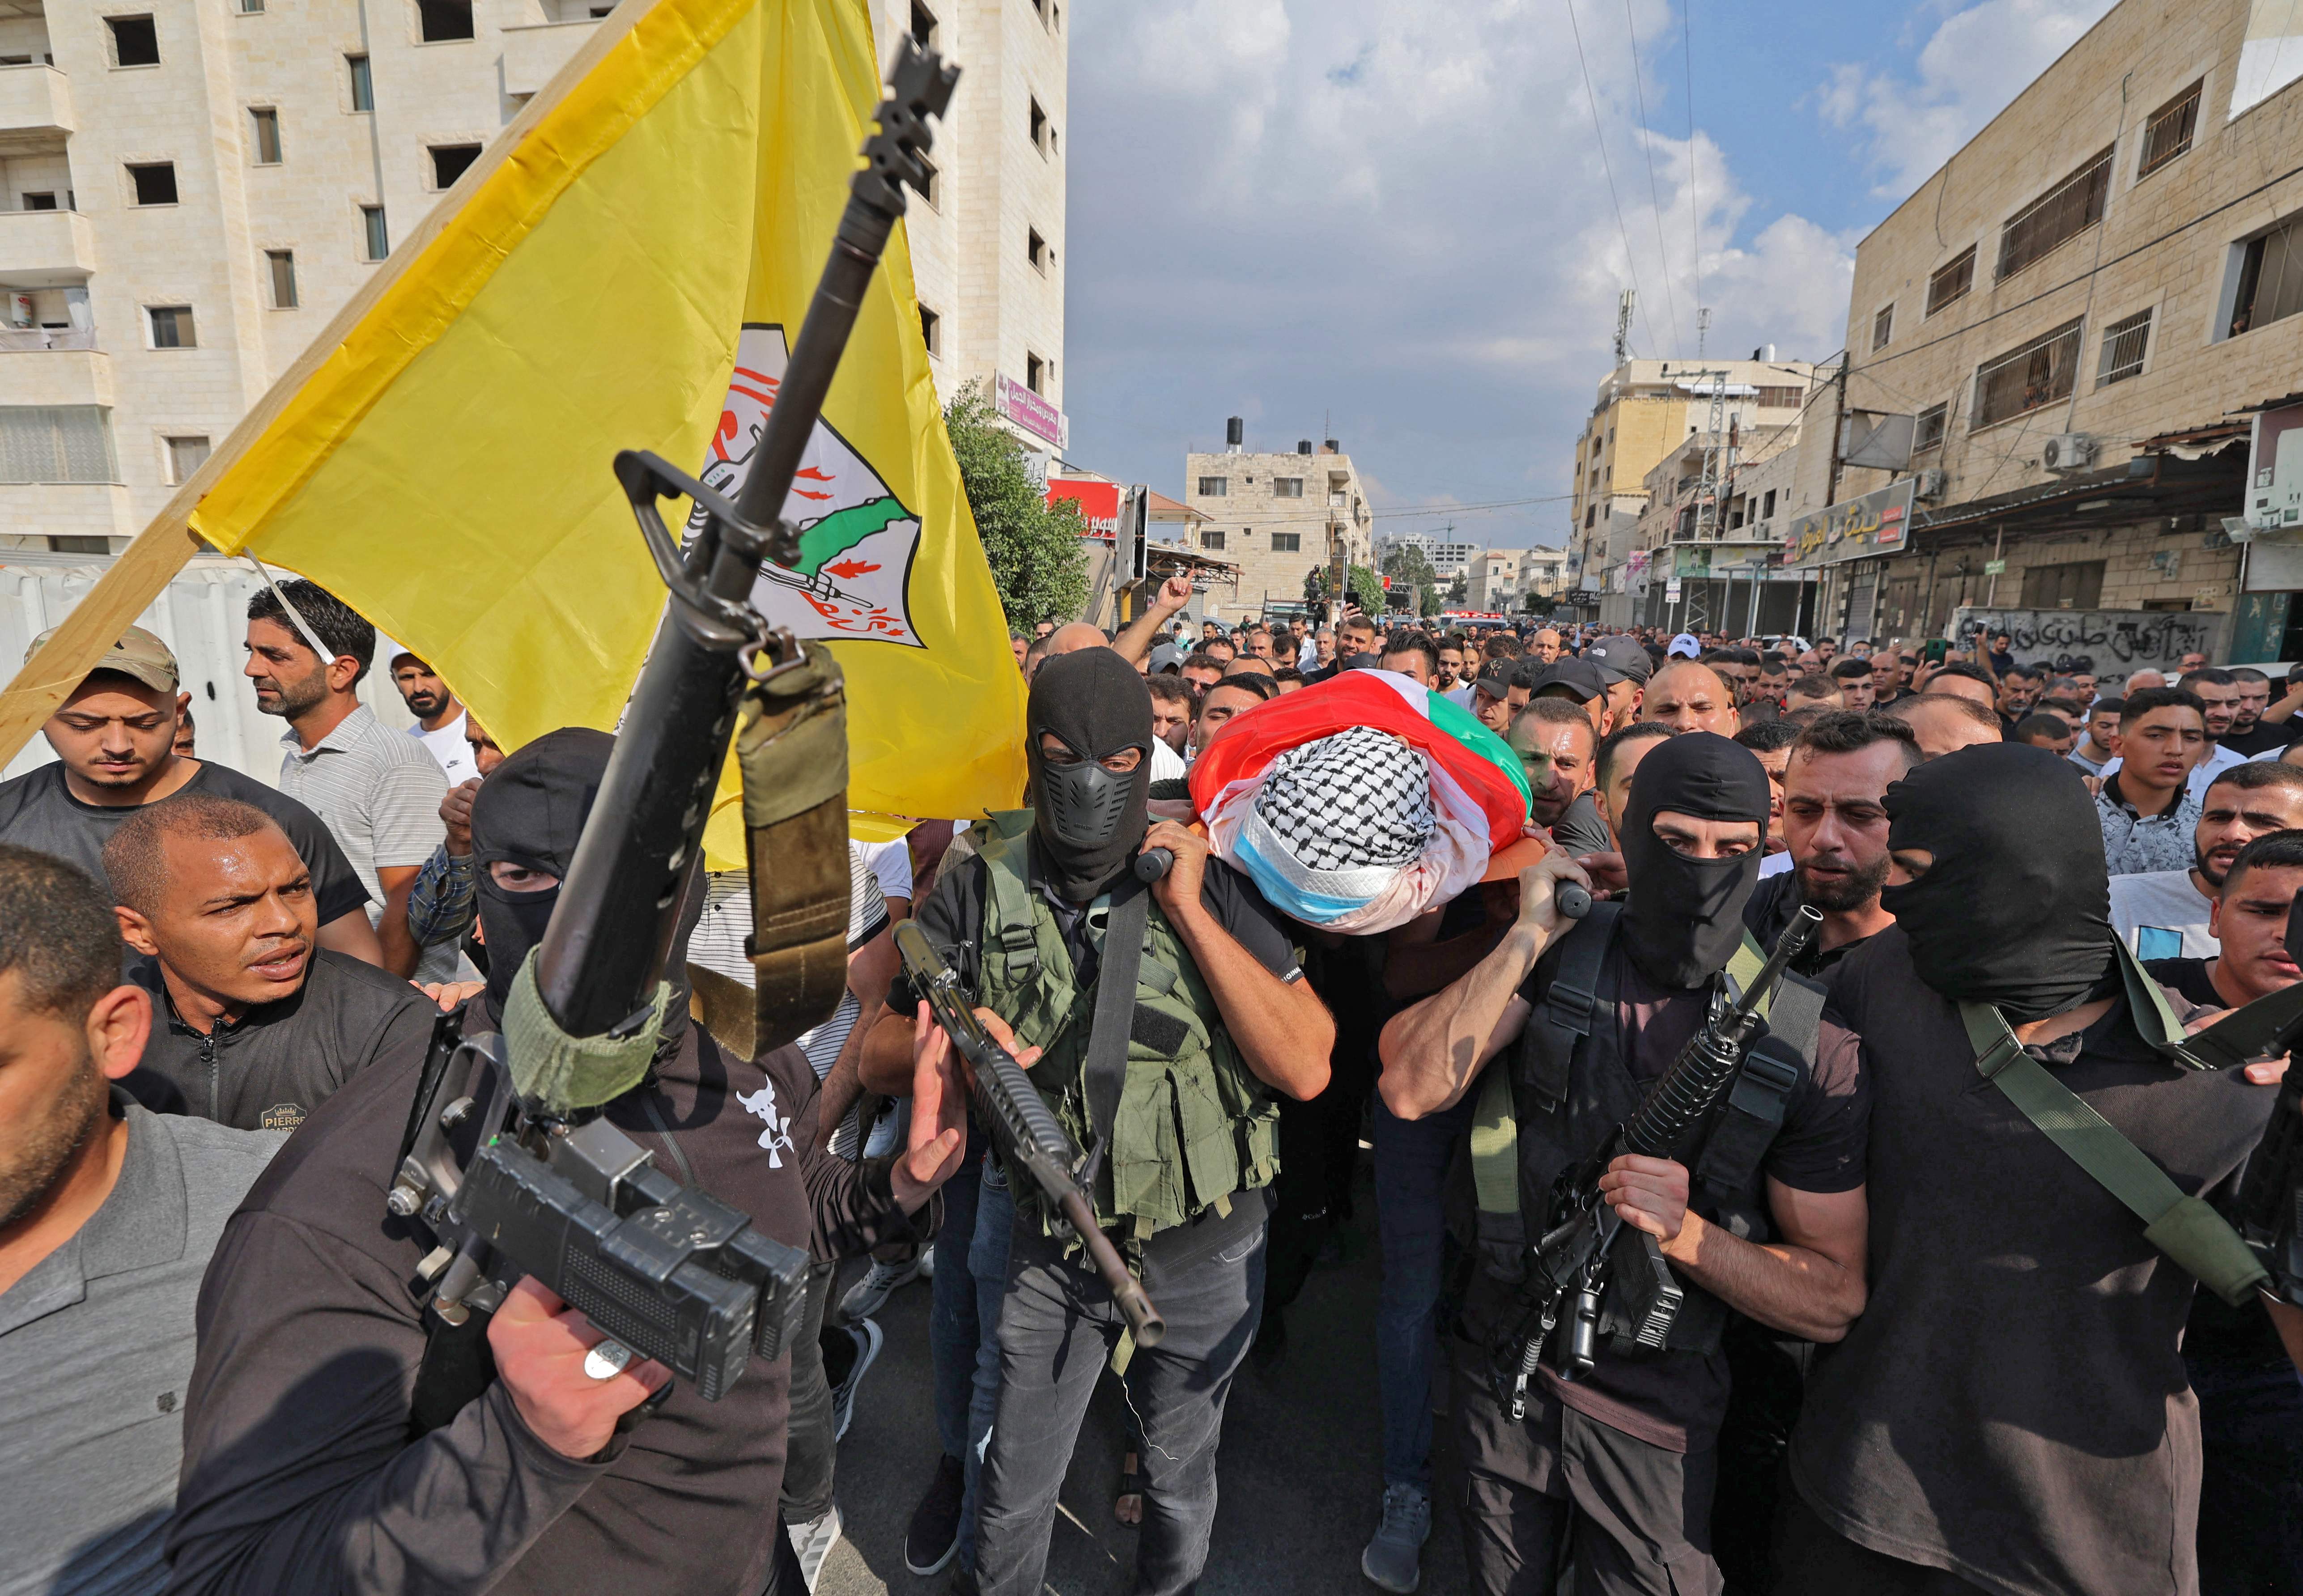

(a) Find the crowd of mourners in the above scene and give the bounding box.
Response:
[1,569,2300,1596]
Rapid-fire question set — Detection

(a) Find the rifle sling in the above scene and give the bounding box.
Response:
[1083,879,1152,1167]
[1957,997,2268,1308]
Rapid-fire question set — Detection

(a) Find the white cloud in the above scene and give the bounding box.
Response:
[1819,0,2121,195]
[1064,0,1859,545]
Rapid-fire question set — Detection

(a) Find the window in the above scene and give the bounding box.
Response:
[0,405,118,483]
[1872,304,1894,352]
[2137,80,2201,180]
[1926,246,1976,315]
[918,303,939,355]
[21,192,57,211]
[361,204,389,261]
[147,305,195,348]
[909,1,937,49]
[2097,307,2152,386]
[1271,532,1300,552]
[1197,476,1228,497]
[266,250,297,309]
[250,107,282,164]
[1202,530,1226,550]
[1025,352,1045,394]
[1761,488,1777,518]
[1972,317,2082,428]
[1584,504,1597,528]
[2231,217,2303,337]
[2019,560,2104,610]
[128,162,178,206]
[348,53,373,111]
[107,15,159,66]
[430,143,482,189]
[416,0,475,42]
[239,0,264,13]
[1272,476,1303,498]
[1029,98,1047,152]
[1914,401,1949,451]
[166,434,210,483]
[1027,228,1048,272]
[1755,385,1802,408]
[1997,147,2112,280]
[48,537,110,554]
[916,153,939,208]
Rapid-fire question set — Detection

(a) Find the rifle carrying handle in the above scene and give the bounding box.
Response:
[1060,1189,1166,1347]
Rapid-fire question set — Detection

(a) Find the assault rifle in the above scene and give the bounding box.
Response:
[383,41,961,1407]
[895,919,1166,1346]
[1492,904,1822,1418]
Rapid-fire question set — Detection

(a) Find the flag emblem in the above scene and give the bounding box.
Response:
[689,323,924,646]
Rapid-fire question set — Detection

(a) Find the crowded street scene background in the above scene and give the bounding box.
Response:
[8,1,2303,1595]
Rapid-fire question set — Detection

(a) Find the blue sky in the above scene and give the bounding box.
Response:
[1058,0,2123,550]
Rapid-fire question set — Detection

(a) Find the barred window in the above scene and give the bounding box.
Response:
[2137,81,2201,180]
[1972,318,2082,428]
[1915,402,1949,451]
[1927,247,1975,315]
[0,405,119,484]
[1997,149,2112,280]
[2097,309,2152,386]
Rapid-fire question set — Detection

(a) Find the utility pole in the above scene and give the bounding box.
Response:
[1696,305,1710,361]
[1613,290,1636,365]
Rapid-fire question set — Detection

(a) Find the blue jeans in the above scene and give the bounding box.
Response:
[1372,1091,1476,1493]
[959,1156,1016,1573]
[930,1139,986,1463]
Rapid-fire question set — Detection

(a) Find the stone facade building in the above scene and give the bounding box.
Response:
[0,0,1065,546]
[1182,430,1372,616]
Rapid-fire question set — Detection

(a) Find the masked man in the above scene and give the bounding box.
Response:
[169,730,968,1596]
[1379,733,1870,1595]
[860,648,1334,1596]
[1776,745,2303,1596]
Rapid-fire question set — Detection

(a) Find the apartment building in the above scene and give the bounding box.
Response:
[1793,0,2303,661]
[1182,421,1374,614]
[1628,420,1815,635]
[1465,548,1519,611]
[0,0,1066,547]
[1377,528,1477,580]
[1563,351,1821,620]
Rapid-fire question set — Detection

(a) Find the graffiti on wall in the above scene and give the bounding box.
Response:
[1951,607,2221,679]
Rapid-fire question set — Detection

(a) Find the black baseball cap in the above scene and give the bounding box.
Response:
[1471,665,1513,701]
[1585,635,1652,685]
[1531,656,1607,705]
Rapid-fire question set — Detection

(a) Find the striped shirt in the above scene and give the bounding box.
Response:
[276,704,450,976]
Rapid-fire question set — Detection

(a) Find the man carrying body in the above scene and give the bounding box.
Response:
[245,579,448,978]
[859,649,1333,1596]
[1742,713,1916,978]
[2107,761,2303,960]
[1775,744,2303,1596]
[2098,688,2210,875]
[389,653,478,787]
[1510,700,1612,858]
[1188,675,1278,761]
[0,625,380,963]
[0,845,283,1595]
[1378,732,1869,1595]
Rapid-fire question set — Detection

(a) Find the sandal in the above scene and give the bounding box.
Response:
[1113,1449,1144,1527]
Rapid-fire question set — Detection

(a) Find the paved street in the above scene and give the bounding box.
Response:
[818,1161,1474,1596]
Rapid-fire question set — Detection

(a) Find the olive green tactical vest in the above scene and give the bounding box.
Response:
[973,811,1280,1235]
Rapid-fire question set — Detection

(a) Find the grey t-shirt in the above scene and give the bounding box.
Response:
[0,1097,281,1596]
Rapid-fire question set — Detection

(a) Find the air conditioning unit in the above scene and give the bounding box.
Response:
[2042,433,2096,472]
[1914,468,1948,501]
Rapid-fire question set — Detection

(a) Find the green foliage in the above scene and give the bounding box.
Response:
[1419,586,1444,619]
[1381,544,1442,618]
[1301,561,1386,616]
[943,381,1088,629]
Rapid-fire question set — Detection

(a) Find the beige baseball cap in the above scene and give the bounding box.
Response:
[27,624,181,694]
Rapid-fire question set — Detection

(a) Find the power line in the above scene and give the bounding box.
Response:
[1682,0,1703,327]
[1622,0,1683,354]
[1565,0,1660,361]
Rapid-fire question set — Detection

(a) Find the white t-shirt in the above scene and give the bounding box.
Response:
[1150,737,1187,783]
[2107,867,2217,960]
[1759,852,1794,879]
[857,837,914,910]
[408,710,478,787]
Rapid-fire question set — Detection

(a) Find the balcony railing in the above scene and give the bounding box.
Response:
[0,326,96,352]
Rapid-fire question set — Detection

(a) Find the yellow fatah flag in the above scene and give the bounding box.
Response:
[21,0,1022,858]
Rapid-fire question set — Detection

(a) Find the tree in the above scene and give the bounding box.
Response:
[1302,561,1386,617]
[1419,586,1444,619]
[943,381,1088,628]
[1381,544,1439,617]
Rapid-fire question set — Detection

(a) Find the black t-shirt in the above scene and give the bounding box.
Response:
[2220,719,2297,757]
[888,848,1302,1014]
[2141,954,2221,1007]
[1547,788,1613,857]
[1744,870,1875,978]
[1476,939,1869,1455]
[1789,928,2278,1596]
[0,760,370,926]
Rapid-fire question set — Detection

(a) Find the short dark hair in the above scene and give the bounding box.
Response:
[2178,667,2237,693]
[1484,634,1522,660]
[1791,709,1921,767]
[2221,828,2303,897]
[1829,657,1874,682]
[1596,722,1674,790]
[1929,661,1997,689]
[2001,661,2045,683]
[1202,673,1278,707]
[2014,713,2074,743]
[1202,637,1236,658]
[2091,696,2126,718]
[1145,674,1194,709]
[1733,718,1801,754]
[2233,667,2271,686]
[1271,666,1304,686]
[1512,696,1598,744]
[1181,651,1224,675]
[1886,692,2004,734]
[1788,674,1841,701]
[1380,631,1440,675]
[0,844,122,1019]
[2039,696,2087,719]
[2205,759,2303,802]
[2119,687,2206,728]
[246,577,376,683]
[104,794,286,917]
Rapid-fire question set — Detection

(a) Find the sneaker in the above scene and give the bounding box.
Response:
[828,1318,884,1442]
[905,1452,965,1575]
[1360,1481,1432,1594]
[840,1250,930,1322]
[787,1503,843,1594]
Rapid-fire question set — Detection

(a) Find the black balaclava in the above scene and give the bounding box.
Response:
[1881,742,2114,1022]
[1620,730,1772,990]
[1027,648,1154,903]
[470,727,614,1025]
